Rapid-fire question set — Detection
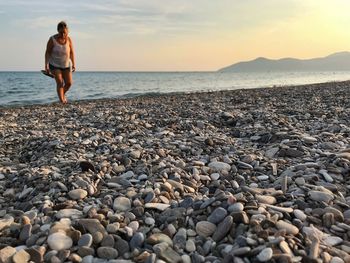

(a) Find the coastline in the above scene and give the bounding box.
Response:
[1,79,350,110]
[1,80,350,261]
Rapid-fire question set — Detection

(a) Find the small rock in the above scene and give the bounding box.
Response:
[207,207,228,224]
[257,247,273,262]
[196,221,216,237]
[97,247,118,259]
[145,203,170,211]
[78,234,93,247]
[212,216,233,242]
[0,246,16,263]
[47,232,73,251]
[276,220,299,235]
[68,189,88,200]
[113,197,132,212]
[0,216,14,231]
[208,162,231,172]
[185,239,196,253]
[323,236,343,247]
[309,191,334,203]
[12,249,31,263]
[80,161,96,172]
[130,232,144,250]
[56,209,83,219]
[147,233,173,246]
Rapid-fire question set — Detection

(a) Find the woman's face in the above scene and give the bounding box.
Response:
[58,27,68,39]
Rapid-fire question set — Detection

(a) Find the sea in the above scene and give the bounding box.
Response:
[1,71,350,107]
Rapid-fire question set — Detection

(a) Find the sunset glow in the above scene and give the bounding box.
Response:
[0,0,349,71]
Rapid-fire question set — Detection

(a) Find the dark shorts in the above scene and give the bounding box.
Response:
[49,64,71,72]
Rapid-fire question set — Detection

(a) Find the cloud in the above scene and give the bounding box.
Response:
[77,1,213,36]
[2,0,306,38]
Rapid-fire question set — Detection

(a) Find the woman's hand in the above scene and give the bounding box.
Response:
[72,65,76,72]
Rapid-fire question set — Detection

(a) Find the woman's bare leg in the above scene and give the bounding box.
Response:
[53,70,66,103]
[62,70,73,103]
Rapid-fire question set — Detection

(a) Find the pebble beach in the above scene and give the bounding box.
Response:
[1,81,350,263]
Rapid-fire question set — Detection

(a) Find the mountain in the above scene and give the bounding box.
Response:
[218,52,350,72]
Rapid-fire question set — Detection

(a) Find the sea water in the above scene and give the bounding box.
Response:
[1,71,350,107]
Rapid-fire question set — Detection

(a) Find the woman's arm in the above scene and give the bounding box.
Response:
[69,37,76,72]
[45,38,53,71]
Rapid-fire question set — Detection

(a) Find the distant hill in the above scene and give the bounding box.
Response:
[218,52,350,72]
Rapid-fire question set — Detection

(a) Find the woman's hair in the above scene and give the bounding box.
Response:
[57,21,68,31]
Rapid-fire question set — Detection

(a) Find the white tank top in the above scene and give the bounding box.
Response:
[49,36,71,68]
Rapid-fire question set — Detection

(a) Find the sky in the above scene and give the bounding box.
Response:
[0,0,350,71]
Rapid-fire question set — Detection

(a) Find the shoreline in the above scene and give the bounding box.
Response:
[1,79,350,110]
[1,80,350,261]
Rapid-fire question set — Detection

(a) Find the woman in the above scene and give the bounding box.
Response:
[44,21,76,104]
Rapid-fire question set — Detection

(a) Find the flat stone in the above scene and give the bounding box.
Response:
[78,234,93,247]
[153,242,182,263]
[256,195,276,205]
[294,209,307,221]
[264,204,293,213]
[330,257,345,263]
[68,189,88,200]
[257,175,269,181]
[200,197,216,209]
[78,219,107,235]
[0,246,16,263]
[231,246,251,256]
[319,169,334,183]
[19,224,32,241]
[337,152,350,160]
[276,220,299,235]
[101,234,115,247]
[207,207,228,224]
[302,136,317,143]
[196,221,216,237]
[0,216,14,231]
[48,232,73,251]
[237,161,254,170]
[212,216,233,242]
[279,240,293,255]
[344,209,350,219]
[144,217,155,225]
[113,196,131,212]
[278,148,304,158]
[324,207,344,222]
[146,233,173,246]
[257,247,273,262]
[77,246,94,258]
[130,232,144,250]
[145,203,170,211]
[129,150,142,159]
[56,209,83,219]
[228,202,244,213]
[265,147,279,158]
[166,180,184,193]
[115,238,130,255]
[97,247,118,259]
[309,191,334,203]
[173,228,187,250]
[12,249,31,263]
[323,236,343,247]
[185,239,196,253]
[210,173,221,180]
[208,162,231,172]
[144,191,156,203]
[25,247,44,263]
